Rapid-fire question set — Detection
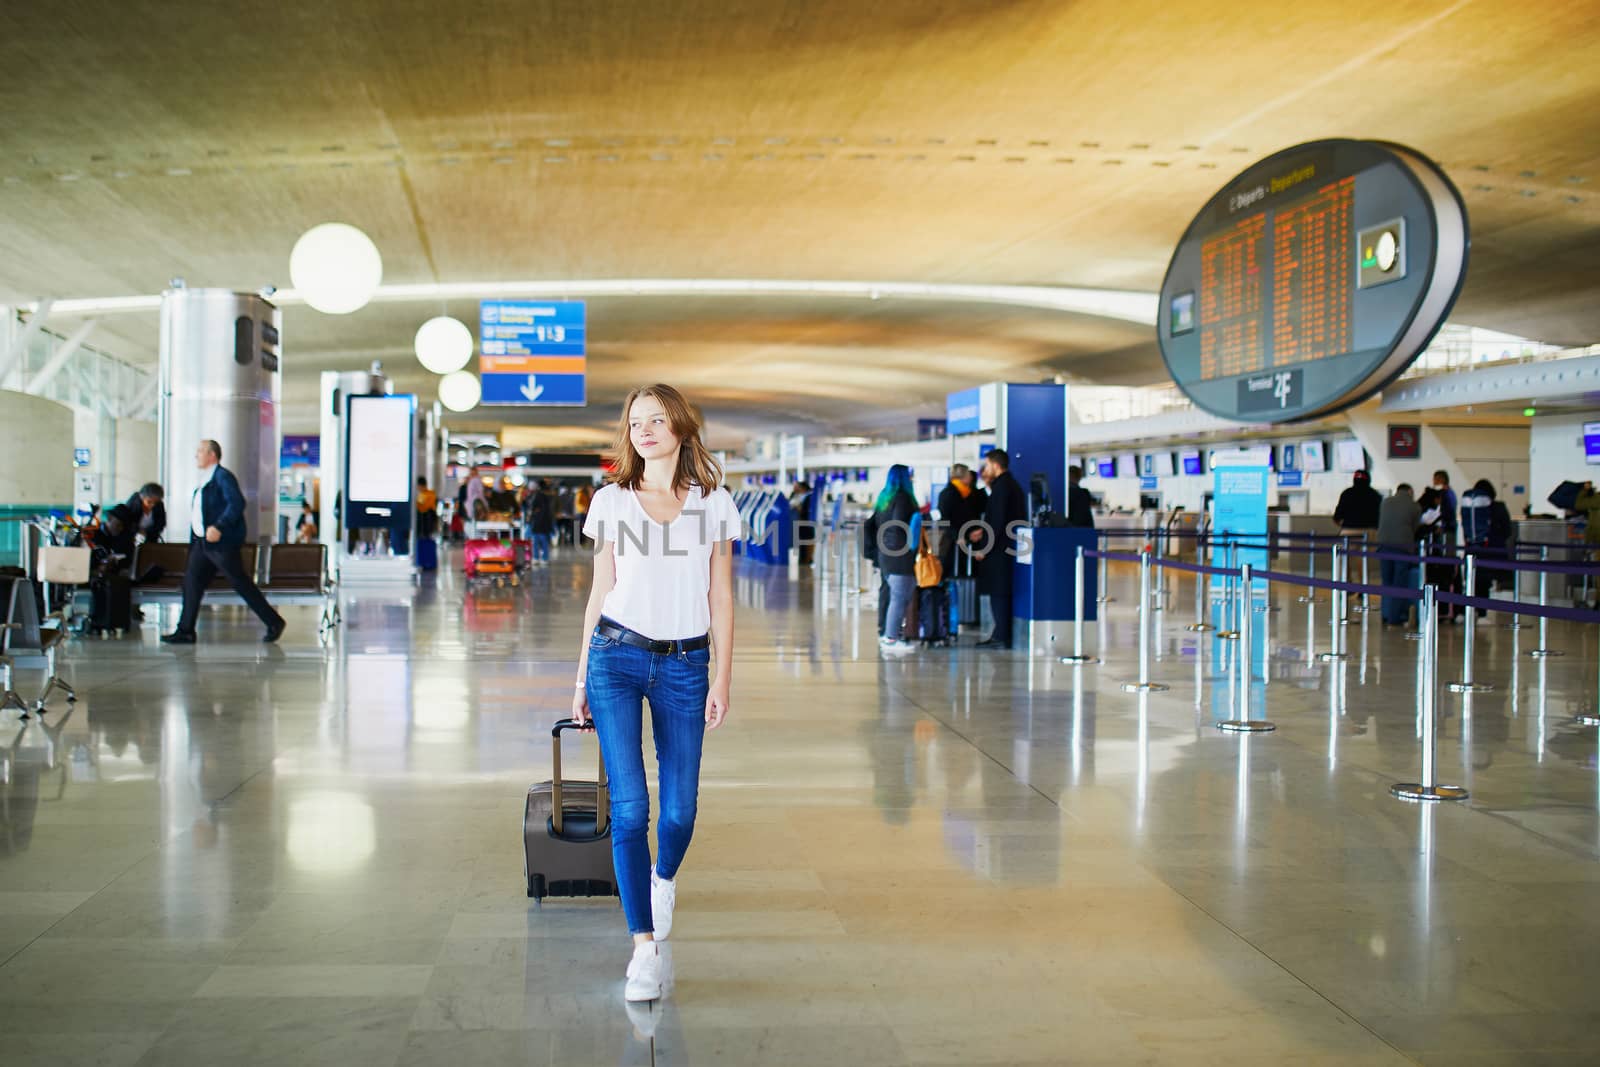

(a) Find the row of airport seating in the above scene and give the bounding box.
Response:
[1,575,72,718]
[128,542,339,633]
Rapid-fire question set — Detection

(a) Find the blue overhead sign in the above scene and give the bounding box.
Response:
[947,388,982,436]
[946,384,997,436]
[479,300,587,406]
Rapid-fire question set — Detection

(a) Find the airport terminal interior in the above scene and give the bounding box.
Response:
[2,3,1599,1065]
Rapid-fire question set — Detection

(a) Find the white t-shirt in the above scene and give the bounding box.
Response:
[583,483,743,640]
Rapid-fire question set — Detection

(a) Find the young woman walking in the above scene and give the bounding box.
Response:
[571,384,740,1002]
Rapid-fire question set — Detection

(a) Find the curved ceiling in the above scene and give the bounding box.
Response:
[0,0,1595,444]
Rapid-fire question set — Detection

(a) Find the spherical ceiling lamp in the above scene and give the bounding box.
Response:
[413,316,474,375]
[438,370,482,412]
[288,223,383,314]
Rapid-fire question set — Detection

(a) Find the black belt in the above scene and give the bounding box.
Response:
[596,618,710,655]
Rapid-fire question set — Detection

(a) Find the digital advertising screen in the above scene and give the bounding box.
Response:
[1585,423,1600,465]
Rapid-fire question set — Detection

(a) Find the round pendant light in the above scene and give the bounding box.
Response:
[414,315,474,374]
[288,223,383,314]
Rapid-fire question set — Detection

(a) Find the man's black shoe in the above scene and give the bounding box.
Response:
[263,618,286,643]
[161,631,196,645]
[975,638,1011,650]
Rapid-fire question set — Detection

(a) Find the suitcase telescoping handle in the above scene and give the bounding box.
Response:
[550,718,609,837]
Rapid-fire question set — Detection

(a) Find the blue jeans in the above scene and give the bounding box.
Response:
[882,573,916,640]
[1380,558,1418,626]
[585,629,710,935]
[531,533,551,561]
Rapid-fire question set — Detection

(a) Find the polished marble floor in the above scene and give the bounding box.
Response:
[1,549,1598,1065]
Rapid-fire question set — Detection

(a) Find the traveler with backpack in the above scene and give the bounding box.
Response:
[1461,479,1513,621]
[864,465,922,656]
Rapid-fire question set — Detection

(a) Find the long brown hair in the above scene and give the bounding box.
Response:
[608,384,724,493]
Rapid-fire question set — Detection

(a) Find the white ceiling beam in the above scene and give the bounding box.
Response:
[26,318,97,397]
[122,374,160,419]
[0,298,53,386]
[1380,351,1600,412]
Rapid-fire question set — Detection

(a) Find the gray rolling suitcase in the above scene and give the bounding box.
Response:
[523,719,618,900]
[953,550,980,628]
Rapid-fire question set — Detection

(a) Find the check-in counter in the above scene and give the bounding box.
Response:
[1514,519,1588,604]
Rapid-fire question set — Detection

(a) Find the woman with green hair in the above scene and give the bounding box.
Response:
[864,464,923,656]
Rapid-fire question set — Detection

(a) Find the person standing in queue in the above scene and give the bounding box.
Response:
[162,440,285,645]
[1066,464,1096,529]
[1334,469,1382,536]
[972,449,1026,649]
[1377,482,1422,628]
[864,464,922,656]
[1461,478,1514,620]
[936,464,977,578]
[570,384,740,1004]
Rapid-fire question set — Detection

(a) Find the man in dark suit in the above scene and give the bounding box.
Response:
[972,449,1027,649]
[162,439,285,644]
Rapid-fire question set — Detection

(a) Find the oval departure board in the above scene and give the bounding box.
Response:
[1157,140,1468,423]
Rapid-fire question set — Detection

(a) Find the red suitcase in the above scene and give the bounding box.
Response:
[465,538,517,584]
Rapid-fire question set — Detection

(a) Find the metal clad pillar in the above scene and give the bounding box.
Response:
[158,289,282,544]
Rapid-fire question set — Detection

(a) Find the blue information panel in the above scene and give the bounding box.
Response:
[480,301,586,356]
[1214,465,1270,572]
[479,300,587,407]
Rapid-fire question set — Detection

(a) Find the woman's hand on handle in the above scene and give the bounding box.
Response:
[705,679,730,730]
[571,685,593,730]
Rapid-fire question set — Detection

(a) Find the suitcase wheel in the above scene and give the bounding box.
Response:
[526,873,545,899]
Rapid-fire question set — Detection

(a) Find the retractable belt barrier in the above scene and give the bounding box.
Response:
[1084,536,1600,796]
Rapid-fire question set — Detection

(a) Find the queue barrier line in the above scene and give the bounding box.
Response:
[1210,536,1600,577]
[1083,540,1600,795]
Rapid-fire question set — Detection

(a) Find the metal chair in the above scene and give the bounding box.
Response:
[0,576,74,720]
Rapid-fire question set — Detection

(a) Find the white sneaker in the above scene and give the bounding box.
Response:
[624,941,662,1002]
[886,640,917,656]
[877,634,895,647]
[651,869,677,941]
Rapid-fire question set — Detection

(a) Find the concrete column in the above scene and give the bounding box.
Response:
[0,390,73,505]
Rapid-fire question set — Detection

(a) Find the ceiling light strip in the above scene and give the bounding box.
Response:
[29,280,1157,326]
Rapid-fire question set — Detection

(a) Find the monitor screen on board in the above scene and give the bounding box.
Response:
[1301,440,1327,472]
[1097,458,1117,479]
[1334,439,1366,472]
[1149,452,1175,477]
[1585,423,1600,465]
[1180,450,1203,476]
[1116,453,1137,478]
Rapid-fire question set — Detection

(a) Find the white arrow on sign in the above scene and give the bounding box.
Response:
[520,375,545,402]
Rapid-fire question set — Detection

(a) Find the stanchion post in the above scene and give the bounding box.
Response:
[1318,542,1347,662]
[1352,533,1372,613]
[1578,622,1600,727]
[1218,562,1274,733]
[1122,550,1169,693]
[1217,542,1240,641]
[1186,555,1214,633]
[1449,554,1493,693]
[1404,538,1427,641]
[1097,534,1115,604]
[1530,546,1563,657]
[1392,586,1469,801]
[1060,546,1098,665]
[1297,537,1321,603]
